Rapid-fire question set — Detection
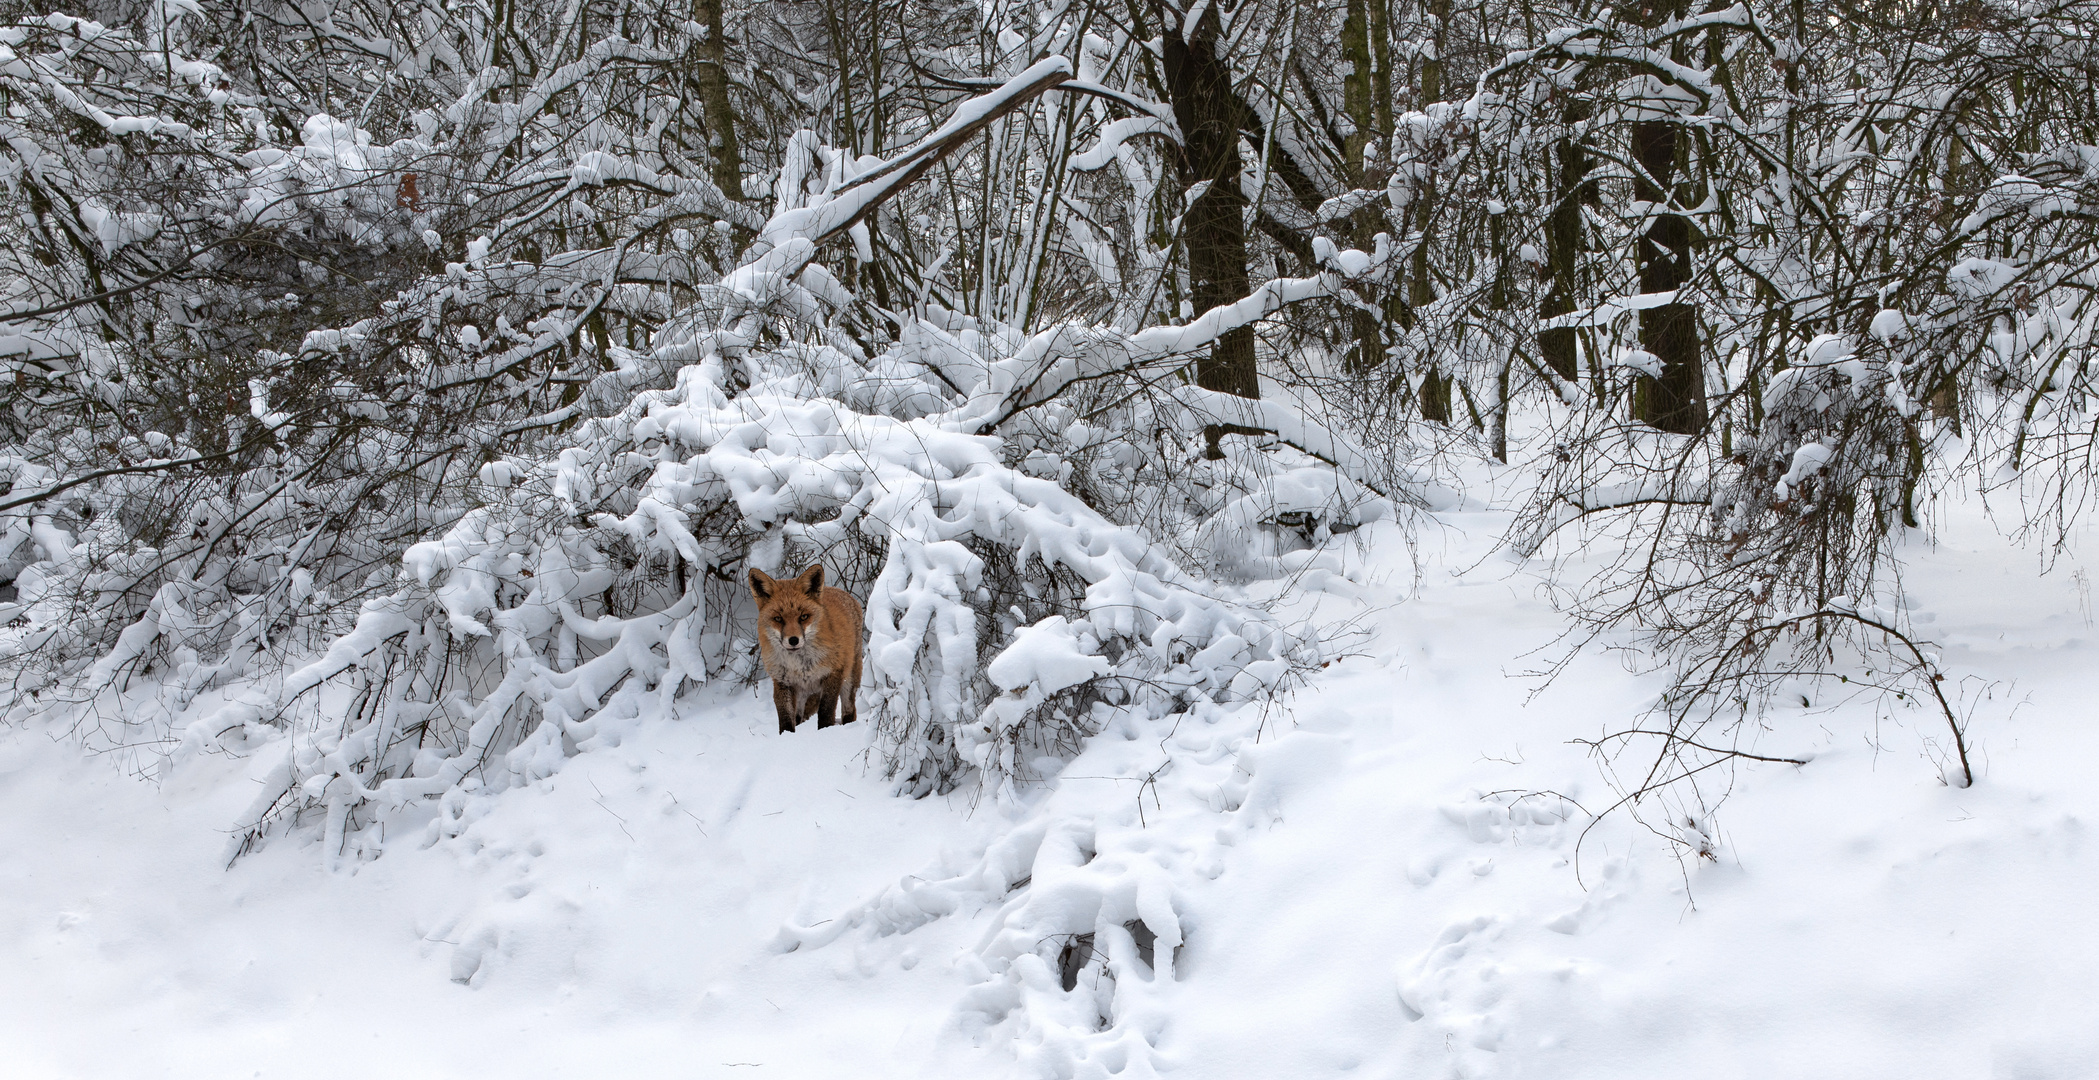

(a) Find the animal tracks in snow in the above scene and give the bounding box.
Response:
[1390,790,1642,1072]
[1436,791,1583,847]
[1397,915,1510,1046]
[778,699,1315,1079]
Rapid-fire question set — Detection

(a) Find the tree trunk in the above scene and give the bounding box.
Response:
[1540,100,1592,385]
[1412,0,1454,422]
[1489,209,1511,461]
[1163,1,1259,398]
[1628,12,1705,435]
[1341,0,1382,375]
[695,0,744,200]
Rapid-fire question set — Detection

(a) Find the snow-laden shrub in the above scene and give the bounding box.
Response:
[130,133,1400,857]
[0,6,1407,856]
[0,4,723,736]
[1508,325,1979,859]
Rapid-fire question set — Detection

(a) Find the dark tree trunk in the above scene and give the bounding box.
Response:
[1630,115,1704,433]
[1341,0,1382,375]
[1411,0,1454,422]
[695,0,744,200]
[1629,3,1706,434]
[1540,101,1593,384]
[1162,2,1259,399]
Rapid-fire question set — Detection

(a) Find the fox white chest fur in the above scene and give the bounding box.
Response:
[759,629,832,692]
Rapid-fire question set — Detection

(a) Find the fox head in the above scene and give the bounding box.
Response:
[749,565,826,651]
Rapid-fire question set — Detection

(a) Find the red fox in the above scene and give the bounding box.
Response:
[747,565,864,734]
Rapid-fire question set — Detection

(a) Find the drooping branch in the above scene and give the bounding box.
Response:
[747,58,1078,259]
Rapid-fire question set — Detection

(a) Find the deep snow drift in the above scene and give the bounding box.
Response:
[4,475,2095,1080]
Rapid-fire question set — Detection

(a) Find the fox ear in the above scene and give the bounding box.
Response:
[748,568,773,601]
[801,565,825,595]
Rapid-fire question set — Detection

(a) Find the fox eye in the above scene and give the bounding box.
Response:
[772,617,786,626]
[798,614,811,624]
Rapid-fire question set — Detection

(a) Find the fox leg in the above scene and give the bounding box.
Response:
[773,682,801,734]
[831,650,859,726]
[815,675,842,728]
[842,651,861,725]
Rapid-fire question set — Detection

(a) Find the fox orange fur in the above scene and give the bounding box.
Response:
[747,565,864,734]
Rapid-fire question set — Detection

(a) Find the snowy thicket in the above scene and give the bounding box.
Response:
[1,2,1405,862]
[1451,3,2099,818]
[208,181,1395,857]
[0,0,765,719]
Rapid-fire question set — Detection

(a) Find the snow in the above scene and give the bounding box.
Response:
[1068,117,1179,172]
[1949,258,2020,301]
[0,331,77,372]
[983,616,1112,694]
[6,467,2096,1078]
[1777,438,1833,499]
[1607,347,1665,377]
[1537,287,1684,330]
[1,696,994,1077]
[747,59,1076,262]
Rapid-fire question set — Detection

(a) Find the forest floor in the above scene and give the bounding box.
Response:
[4,459,2095,1079]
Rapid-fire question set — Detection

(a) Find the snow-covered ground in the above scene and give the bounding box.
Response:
[5,477,2095,1079]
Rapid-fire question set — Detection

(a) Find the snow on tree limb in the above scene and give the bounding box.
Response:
[745,58,1077,261]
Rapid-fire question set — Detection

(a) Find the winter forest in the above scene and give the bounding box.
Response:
[2,0,2096,1074]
